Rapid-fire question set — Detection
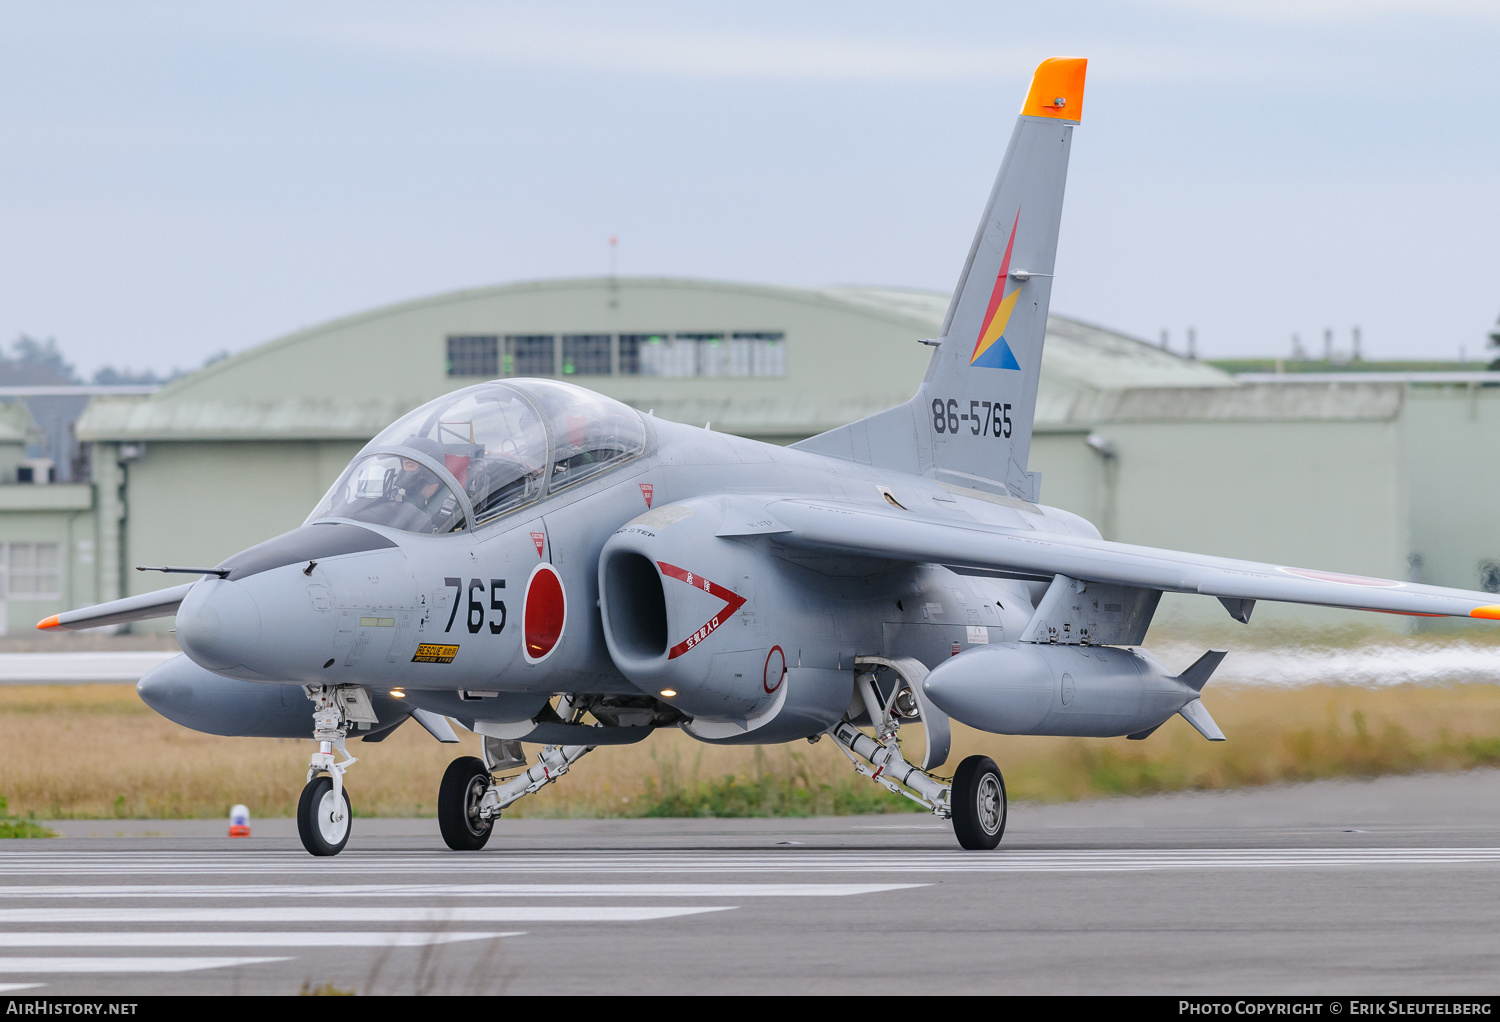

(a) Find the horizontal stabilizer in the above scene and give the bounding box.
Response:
[37,582,196,632]
[1179,698,1226,741]
[1177,650,1228,693]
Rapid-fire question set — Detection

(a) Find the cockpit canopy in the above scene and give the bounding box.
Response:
[308,380,648,534]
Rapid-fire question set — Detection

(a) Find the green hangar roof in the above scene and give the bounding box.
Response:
[77,277,1230,443]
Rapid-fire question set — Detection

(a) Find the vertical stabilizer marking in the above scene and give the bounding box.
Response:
[969,211,1022,370]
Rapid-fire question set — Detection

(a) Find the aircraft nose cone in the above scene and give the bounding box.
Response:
[176,578,263,672]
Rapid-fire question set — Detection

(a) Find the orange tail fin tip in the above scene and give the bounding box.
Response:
[1023,57,1087,121]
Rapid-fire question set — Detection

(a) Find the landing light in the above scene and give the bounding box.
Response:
[390,689,406,699]
[659,689,677,698]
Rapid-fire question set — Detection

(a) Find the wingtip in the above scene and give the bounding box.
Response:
[36,614,60,630]
[1022,56,1087,122]
[1471,605,1500,620]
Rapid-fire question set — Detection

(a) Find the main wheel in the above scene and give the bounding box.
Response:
[439,756,494,851]
[297,775,352,856]
[951,755,1006,850]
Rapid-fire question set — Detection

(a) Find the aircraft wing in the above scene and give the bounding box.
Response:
[761,499,1500,620]
[37,582,196,631]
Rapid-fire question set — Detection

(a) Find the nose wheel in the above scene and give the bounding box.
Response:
[297,775,352,856]
[438,756,494,851]
[951,755,1006,850]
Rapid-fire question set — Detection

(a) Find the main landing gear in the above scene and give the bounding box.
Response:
[296,685,373,857]
[828,656,1008,851]
[438,737,596,851]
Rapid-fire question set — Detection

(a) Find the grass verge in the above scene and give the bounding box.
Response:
[0,795,58,837]
[3,682,1500,818]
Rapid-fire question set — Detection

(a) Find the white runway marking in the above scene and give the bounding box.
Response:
[0,958,289,974]
[0,883,922,899]
[0,932,522,948]
[1,848,1498,875]
[0,906,733,924]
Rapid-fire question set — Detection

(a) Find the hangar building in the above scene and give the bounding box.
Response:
[0,276,1495,635]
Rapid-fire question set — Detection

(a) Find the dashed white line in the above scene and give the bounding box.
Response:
[0,958,289,974]
[0,932,521,948]
[0,906,733,924]
[1,848,1497,875]
[0,883,922,899]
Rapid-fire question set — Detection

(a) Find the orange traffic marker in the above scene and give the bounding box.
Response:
[229,803,251,838]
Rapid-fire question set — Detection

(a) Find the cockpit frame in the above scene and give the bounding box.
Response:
[306,379,651,539]
[364,444,476,532]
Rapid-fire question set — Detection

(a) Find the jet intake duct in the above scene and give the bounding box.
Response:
[602,551,668,660]
[599,497,851,740]
[922,642,1225,739]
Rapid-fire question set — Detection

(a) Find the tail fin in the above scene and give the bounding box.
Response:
[796,57,1086,501]
[1176,650,1228,693]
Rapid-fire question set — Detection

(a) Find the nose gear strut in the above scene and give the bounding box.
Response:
[296,685,375,856]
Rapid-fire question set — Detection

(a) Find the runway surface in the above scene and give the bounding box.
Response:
[5,770,1500,995]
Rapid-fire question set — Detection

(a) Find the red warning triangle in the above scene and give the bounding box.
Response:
[530,531,546,558]
[639,483,654,509]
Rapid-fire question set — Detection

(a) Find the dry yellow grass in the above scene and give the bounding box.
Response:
[2,682,1500,819]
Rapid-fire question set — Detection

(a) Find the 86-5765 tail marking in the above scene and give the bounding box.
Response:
[658,561,748,659]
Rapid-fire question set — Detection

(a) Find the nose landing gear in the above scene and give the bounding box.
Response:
[296,686,369,857]
[297,774,352,856]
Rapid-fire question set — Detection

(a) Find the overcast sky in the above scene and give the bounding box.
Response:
[1,0,1497,376]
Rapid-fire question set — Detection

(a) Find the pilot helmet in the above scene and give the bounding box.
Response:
[395,436,445,484]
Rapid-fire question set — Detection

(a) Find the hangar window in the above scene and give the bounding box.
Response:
[6,542,61,598]
[617,333,666,376]
[454,331,782,379]
[562,334,612,376]
[447,335,499,377]
[505,335,555,377]
[637,335,702,377]
[735,331,786,376]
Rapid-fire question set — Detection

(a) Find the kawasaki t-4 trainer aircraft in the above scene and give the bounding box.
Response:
[42,57,1500,856]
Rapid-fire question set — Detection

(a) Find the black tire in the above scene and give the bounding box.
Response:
[951,755,1006,850]
[297,775,352,856]
[439,756,494,851]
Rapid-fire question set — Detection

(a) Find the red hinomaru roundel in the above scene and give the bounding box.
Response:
[523,563,566,663]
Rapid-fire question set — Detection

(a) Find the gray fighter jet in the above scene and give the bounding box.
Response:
[42,57,1500,855]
